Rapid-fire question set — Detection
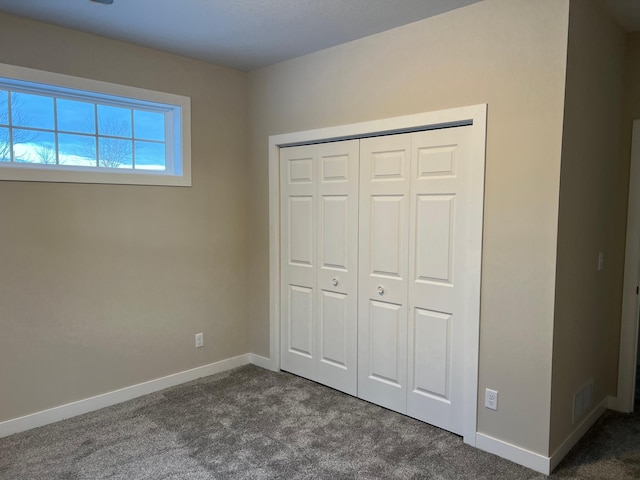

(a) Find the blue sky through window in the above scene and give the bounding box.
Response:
[135,141,166,170]
[0,90,8,125]
[0,88,168,170]
[11,92,54,130]
[57,98,95,134]
[98,104,131,137]
[134,110,165,141]
[58,133,95,167]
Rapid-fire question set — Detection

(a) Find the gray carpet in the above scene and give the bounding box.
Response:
[1,365,639,479]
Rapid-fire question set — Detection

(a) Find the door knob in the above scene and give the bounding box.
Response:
[332,278,339,287]
[377,286,384,296]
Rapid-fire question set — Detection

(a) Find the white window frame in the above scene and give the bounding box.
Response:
[0,63,191,187]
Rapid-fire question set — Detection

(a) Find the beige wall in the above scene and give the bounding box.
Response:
[624,34,640,132]
[621,33,640,259]
[249,0,569,455]
[618,27,640,409]
[0,14,250,421]
[550,0,625,453]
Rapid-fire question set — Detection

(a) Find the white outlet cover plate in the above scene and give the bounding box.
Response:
[485,388,498,410]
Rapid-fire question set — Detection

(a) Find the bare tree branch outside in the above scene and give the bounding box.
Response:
[98,118,133,168]
[35,143,56,164]
[0,92,39,161]
[73,116,135,168]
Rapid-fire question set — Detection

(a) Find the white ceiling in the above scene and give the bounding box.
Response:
[0,0,637,72]
[0,0,483,71]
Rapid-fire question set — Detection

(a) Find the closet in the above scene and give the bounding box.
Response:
[280,124,474,436]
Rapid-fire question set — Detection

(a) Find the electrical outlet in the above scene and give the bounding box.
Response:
[598,252,604,271]
[485,388,498,411]
[195,332,204,348]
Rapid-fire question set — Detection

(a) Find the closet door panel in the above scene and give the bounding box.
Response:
[358,134,411,412]
[280,145,317,379]
[281,140,358,395]
[316,140,359,395]
[407,126,472,436]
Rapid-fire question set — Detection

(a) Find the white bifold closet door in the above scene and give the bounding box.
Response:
[358,126,472,436]
[280,125,474,437]
[280,140,359,396]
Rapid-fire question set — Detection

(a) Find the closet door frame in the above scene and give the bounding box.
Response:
[267,104,487,446]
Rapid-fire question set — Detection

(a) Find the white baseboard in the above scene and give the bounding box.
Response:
[607,394,631,413]
[0,353,251,439]
[476,395,611,475]
[548,396,609,472]
[475,432,550,475]
[250,353,278,371]
[249,353,275,370]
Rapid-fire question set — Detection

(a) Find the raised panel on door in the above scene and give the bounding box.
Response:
[358,134,411,412]
[407,126,472,435]
[319,290,348,365]
[288,285,314,357]
[358,299,406,411]
[280,145,317,379]
[316,140,358,395]
[289,196,314,267]
[413,194,455,312]
[320,196,348,270]
[370,196,404,278]
[412,308,451,398]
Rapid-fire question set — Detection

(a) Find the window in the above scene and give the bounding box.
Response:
[0,63,191,186]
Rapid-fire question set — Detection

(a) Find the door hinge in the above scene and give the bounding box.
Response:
[636,286,639,295]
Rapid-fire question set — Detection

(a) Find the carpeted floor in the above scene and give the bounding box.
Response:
[1,365,639,479]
